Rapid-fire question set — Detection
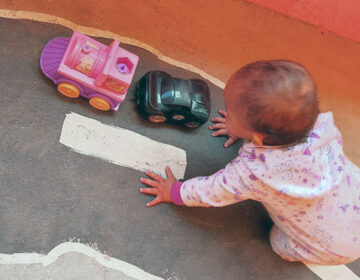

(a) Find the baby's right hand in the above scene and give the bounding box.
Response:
[209,110,240,148]
[139,166,177,207]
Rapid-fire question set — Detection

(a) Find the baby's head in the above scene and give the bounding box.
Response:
[224,60,319,146]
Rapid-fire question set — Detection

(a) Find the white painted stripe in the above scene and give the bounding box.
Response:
[0,241,163,280]
[305,263,360,280]
[0,9,226,89]
[60,113,187,179]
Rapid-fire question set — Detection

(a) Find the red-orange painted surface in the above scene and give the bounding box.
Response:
[245,0,360,42]
[0,0,359,163]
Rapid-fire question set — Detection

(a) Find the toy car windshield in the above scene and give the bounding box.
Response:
[161,78,191,108]
[160,79,174,104]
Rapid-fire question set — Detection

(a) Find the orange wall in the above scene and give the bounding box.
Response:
[245,0,360,43]
[1,0,360,163]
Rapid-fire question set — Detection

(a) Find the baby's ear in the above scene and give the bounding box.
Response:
[252,133,265,146]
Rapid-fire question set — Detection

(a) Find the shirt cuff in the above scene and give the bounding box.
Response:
[171,181,185,205]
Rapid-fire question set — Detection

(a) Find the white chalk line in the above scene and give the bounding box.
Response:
[60,112,187,179]
[0,9,226,89]
[1,8,360,280]
[305,263,360,280]
[0,241,163,280]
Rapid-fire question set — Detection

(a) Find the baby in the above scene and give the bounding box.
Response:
[140,60,360,265]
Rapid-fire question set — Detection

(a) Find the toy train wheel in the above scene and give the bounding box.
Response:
[57,82,80,98]
[89,97,111,111]
[148,115,167,123]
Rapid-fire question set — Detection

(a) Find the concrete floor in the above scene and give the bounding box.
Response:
[0,17,357,280]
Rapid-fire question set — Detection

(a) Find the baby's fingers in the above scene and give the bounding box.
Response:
[224,138,235,148]
[165,166,175,179]
[211,117,226,124]
[145,170,163,182]
[209,123,226,130]
[140,178,159,188]
[140,187,159,196]
[218,110,228,117]
[146,196,161,207]
[212,128,228,137]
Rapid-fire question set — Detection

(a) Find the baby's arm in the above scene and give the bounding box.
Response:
[140,157,254,207]
[176,158,254,207]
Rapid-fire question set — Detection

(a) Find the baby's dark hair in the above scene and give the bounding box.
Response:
[229,60,319,146]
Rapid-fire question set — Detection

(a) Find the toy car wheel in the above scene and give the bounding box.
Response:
[172,114,185,121]
[57,82,80,98]
[89,97,111,111]
[185,121,201,128]
[148,115,167,123]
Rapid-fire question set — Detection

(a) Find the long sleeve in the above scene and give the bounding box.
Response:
[176,157,256,207]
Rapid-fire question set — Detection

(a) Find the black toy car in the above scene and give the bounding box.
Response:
[136,71,211,128]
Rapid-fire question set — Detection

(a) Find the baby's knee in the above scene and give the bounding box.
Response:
[270,225,286,248]
[269,225,297,262]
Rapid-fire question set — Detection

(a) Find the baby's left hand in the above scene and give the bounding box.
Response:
[140,166,177,207]
[209,109,240,148]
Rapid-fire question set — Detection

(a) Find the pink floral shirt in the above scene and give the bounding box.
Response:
[171,112,360,262]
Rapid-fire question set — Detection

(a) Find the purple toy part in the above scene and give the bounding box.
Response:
[40,37,69,83]
[40,37,120,111]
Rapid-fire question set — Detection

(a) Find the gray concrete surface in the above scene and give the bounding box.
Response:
[0,17,338,280]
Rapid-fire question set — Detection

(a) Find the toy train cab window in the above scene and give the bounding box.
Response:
[40,31,139,111]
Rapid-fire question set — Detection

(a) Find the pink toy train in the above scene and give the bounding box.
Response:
[40,31,139,111]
